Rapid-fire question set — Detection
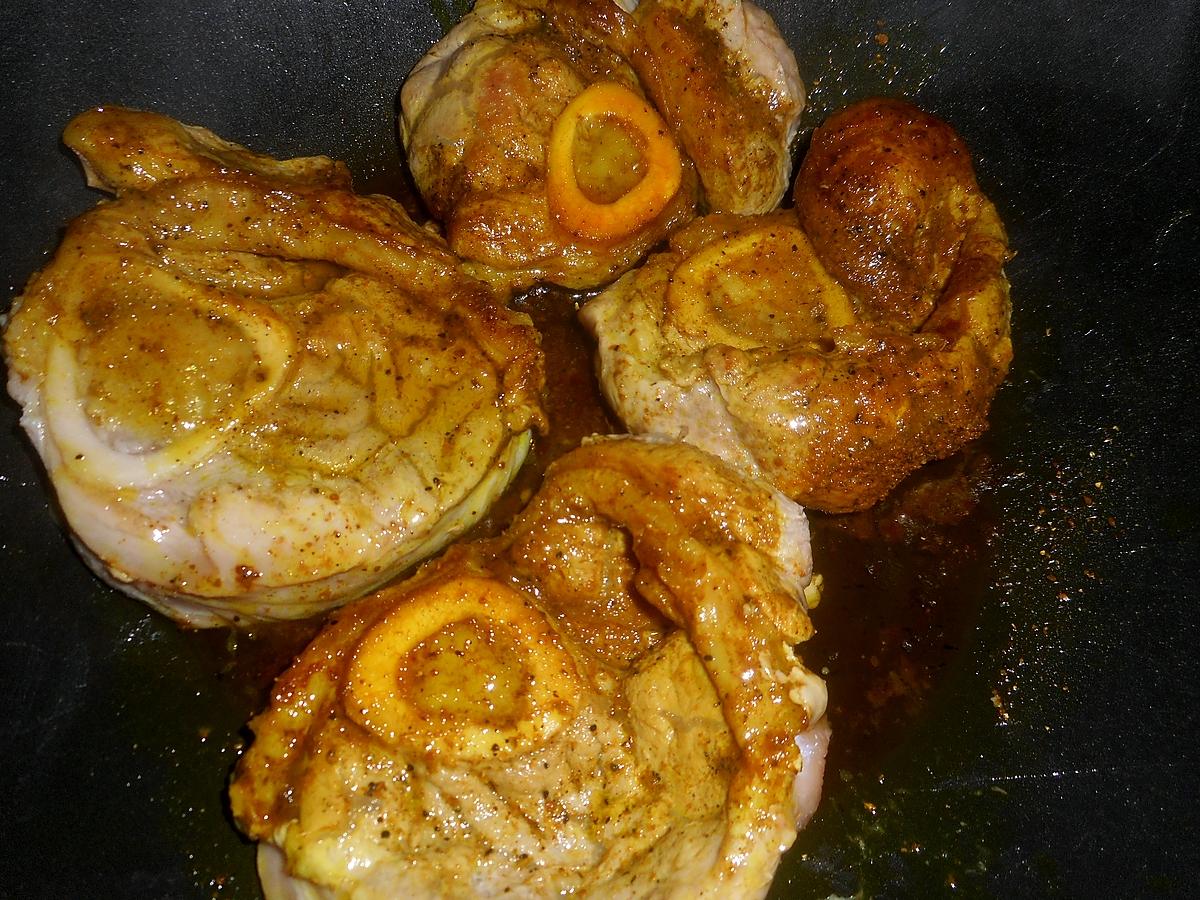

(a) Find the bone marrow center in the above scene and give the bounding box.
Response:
[571,114,648,205]
[345,575,580,759]
[397,616,527,728]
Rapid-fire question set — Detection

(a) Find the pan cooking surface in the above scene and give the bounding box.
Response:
[1,1,1198,896]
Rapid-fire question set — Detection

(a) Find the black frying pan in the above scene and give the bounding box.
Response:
[1,1,1198,896]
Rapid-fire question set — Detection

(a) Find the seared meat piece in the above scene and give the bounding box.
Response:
[400,0,802,290]
[3,107,545,626]
[401,0,699,291]
[626,0,805,214]
[795,97,994,329]
[582,98,1012,512]
[230,437,829,898]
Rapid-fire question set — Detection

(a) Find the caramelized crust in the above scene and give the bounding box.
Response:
[629,0,805,215]
[795,97,986,329]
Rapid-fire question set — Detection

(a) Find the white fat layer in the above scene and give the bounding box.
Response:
[792,718,832,829]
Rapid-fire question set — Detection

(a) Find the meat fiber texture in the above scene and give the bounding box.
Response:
[582,98,1013,512]
[230,437,829,899]
[2,107,546,626]
[399,0,802,291]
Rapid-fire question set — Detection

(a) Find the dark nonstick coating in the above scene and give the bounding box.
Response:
[1,1,1198,896]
